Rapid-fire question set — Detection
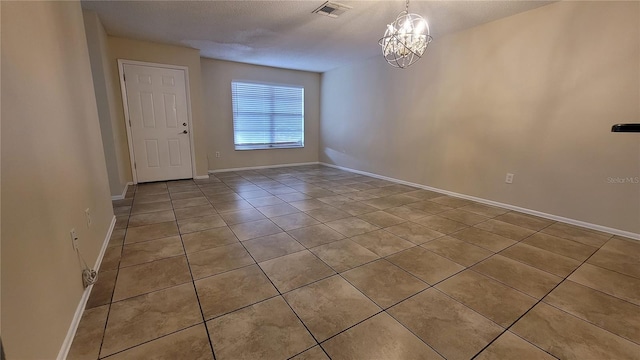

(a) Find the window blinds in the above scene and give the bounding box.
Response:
[231,81,304,150]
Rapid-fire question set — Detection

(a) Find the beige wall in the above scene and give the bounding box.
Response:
[1,1,114,358]
[107,36,209,178]
[321,1,640,234]
[83,10,129,196]
[201,59,320,170]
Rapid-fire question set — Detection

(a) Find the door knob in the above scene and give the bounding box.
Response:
[181,130,188,134]
[183,122,187,126]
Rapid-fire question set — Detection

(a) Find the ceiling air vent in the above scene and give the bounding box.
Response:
[312,1,352,18]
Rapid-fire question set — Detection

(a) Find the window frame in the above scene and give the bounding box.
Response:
[231,80,305,151]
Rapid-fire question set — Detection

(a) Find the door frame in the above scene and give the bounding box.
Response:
[117,59,197,184]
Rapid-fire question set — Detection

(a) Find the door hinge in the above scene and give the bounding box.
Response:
[129,119,132,127]
[123,73,126,82]
[134,162,136,169]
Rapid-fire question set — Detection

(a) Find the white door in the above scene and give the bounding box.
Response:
[123,63,193,183]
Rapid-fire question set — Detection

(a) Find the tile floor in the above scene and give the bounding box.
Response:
[68,165,640,360]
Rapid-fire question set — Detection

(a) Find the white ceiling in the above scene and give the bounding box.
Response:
[81,0,553,72]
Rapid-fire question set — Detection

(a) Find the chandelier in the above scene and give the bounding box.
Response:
[379,0,432,69]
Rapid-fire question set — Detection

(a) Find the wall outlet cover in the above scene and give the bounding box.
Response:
[505,173,514,184]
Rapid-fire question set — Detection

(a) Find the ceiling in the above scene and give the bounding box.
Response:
[81,0,553,72]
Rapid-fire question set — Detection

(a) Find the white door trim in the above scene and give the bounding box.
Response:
[117,59,197,184]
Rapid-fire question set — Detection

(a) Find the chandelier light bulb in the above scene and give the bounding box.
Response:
[414,20,425,35]
[403,19,411,31]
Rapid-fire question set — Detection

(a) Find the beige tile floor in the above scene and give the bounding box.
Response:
[68,165,640,360]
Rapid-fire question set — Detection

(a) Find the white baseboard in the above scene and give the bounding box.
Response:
[320,162,640,241]
[110,182,133,201]
[194,175,210,180]
[57,215,117,360]
[208,161,320,174]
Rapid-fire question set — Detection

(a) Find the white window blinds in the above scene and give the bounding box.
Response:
[231,81,304,150]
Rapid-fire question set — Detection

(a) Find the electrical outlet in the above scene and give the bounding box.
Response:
[85,208,92,227]
[70,229,79,251]
[215,151,221,158]
[505,173,514,184]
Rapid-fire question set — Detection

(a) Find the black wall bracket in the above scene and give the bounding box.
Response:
[611,124,640,133]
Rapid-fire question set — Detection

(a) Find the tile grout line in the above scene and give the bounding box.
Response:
[351,226,548,359]
[95,188,135,359]
[98,188,135,358]
[454,221,566,359]
[462,232,633,305]
[130,181,216,360]
[232,230,327,353]
[332,267,443,356]
[233,171,358,358]
[467,223,617,359]
[296,248,451,358]
[98,323,204,359]
[171,183,218,360]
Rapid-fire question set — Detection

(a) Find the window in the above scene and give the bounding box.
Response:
[231,81,304,150]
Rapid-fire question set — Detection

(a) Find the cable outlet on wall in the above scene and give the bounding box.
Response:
[85,208,92,227]
[70,228,79,251]
[505,173,514,184]
[215,151,221,158]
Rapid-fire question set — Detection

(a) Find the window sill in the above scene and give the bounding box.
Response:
[234,144,305,151]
